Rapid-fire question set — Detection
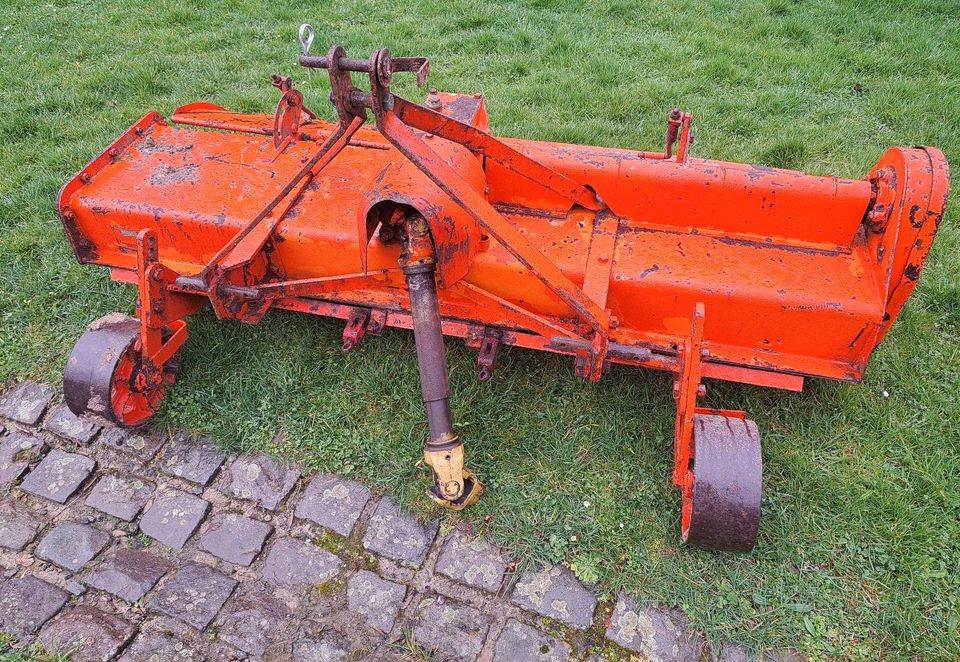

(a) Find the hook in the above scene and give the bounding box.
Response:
[298,23,315,78]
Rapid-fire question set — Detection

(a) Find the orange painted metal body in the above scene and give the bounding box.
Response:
[58,94,949,387]
[56,45,950,549]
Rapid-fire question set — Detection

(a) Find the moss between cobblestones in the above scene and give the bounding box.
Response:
[313,578,341,600]
[311,530,345,557]
[592,644,634,662]
[307,524,382,576]
[0,634,69,662]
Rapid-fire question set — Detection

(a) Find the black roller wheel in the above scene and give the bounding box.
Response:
[681,413,762,552]
[64,313,179,427]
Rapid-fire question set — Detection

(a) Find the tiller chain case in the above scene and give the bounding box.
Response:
[58,26,949,551]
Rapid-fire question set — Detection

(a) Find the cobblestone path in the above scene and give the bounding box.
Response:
[0,381,789,661]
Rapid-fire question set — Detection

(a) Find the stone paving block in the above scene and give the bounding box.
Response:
[120,631,196,661]
[199,512,273,566]
[225,453,300,511]
[0,498,40,551]
[38,605,136,661]
[43,403,101,444]
[148,561,238,630]
[493,619,571,662]
[139,487,210,549]
[19,448,96,503]
[346,569,406,634]
[0,576,68,638]
[511,564,597,630]
[159,432,225,485]
[413,595,489,661]
[0,433,46,486]
[85,474,154,521]
[0,381,53,426]
[605,592,701,660]
[100,426,166,460]
[294,473,371,537]
[261,537,342,586]
[216,583,292,657]
[86,548,172,603]
[36,522,111,572]
[361,496,439,568]
[435,527,509,593]
[118,616,205,662]
[293,636,348,661]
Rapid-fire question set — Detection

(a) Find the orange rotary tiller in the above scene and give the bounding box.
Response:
[58,26,949,551]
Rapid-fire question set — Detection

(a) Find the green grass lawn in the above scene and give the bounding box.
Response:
[1,0,958,658]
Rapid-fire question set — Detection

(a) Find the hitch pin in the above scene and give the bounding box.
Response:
[298,23,315,79]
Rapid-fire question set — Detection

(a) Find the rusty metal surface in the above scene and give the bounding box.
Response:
[64,314,140,425]
[402,219,454,444]
[682,414,762,552]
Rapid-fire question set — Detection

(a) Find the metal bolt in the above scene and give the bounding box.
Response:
[79,173,92,184]
[425,88,442,110]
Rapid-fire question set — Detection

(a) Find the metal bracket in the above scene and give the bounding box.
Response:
[673,303,706,487]
[135,230,198,387]
[270,74,317,153]
[665,109,694,163]
[865,167,897,234]
[672,303,748,487]
[342,307,371,352]
[477,329,501,382]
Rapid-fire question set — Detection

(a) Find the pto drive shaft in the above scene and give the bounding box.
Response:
[401,215,483,510]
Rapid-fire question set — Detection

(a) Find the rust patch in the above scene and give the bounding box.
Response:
[908,204,924,229]
[493,203,566,220]
[149,163,200,186]
[637,264,660,280]
[138,137,195,155]
[442,95,484,124]
[848,323,869,348]
[59,209,99,262]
